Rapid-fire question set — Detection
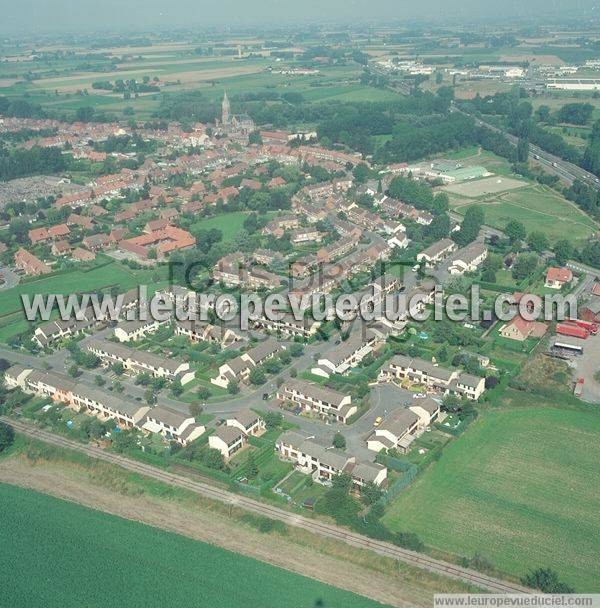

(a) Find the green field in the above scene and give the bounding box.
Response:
[0,259,167,344]
[450,183,598,245]
[382,407,600,591]
[0,483,387,608]
[190,211,251,242]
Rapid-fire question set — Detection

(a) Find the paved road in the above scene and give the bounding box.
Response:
[0,266,19,291]
[1,415,533,595]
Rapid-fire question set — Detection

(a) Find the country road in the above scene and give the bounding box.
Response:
[1,415,534,595]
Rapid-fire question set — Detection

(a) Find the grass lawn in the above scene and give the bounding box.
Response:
[450,183,598,245]
[190,211,280,243]
[0,483,387,608]
[382,406,600,591]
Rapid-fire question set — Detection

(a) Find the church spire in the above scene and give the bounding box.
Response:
[222,90,230,125]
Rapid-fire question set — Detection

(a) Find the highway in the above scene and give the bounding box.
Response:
[1,415,534,595]
[371,64,599,189]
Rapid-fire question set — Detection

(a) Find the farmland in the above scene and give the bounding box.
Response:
[382,406,600,591]
[449,182,598,245]
[0,483,388,608]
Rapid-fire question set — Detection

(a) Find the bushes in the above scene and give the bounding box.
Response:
[0,422,15,453]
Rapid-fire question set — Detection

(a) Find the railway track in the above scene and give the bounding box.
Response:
[1,417,532,594]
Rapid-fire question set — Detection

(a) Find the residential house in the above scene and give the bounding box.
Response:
[86,338,195,384]
[14,248,51,276]
[208,426,246,459]
[312,329,378,378]
[226,409,265,437]
[448,241,488,275]
[367,408,420,454]
[545,267,574,289]
[417,239,457,268]
[141,406,205,445]
[276,431,387,488]
[277,380,356,423]
[211,338,283,388]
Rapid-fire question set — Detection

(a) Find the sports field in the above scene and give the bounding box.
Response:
[449,183,598,244]
[443,175,526,197]
[0,483,387,608]
[382,407,600,591]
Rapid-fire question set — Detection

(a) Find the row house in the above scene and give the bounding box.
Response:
[252,248,285,267]
[448,242,488,275]
[277,380,356,423]
[312,329,379,378]
[417,238,457,268]
[376,196,433,225]
[113,318,167,342]
[86,338,195,385]
[276,431,387,488]
[142,406,205,446]
[175,319,242,348]
[252,312,321,339]
[208,410,265,459]
[33,310,98,348]
[14,248,51,276]
[4,365,204,444]
[316,236,359,264]
[290,227,323,245]
[367,398,440,454]
[211,338,283,388]
[379,355,486,400]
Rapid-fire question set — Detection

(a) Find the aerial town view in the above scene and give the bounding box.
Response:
[0,1,599,607]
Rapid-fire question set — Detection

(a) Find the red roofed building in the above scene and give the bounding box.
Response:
[29,228,50,245]
[47,224,70,239]
[15,248,51,276]
[499,316,548,342]
[120,226,195,260]
[545,267,573,289]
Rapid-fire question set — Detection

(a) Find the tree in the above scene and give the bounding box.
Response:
[189,403,203,418]
[505,220,526,245]
[202,448,226,471]
[246,452,259,479]
[512,253,539,280]
[553,239,574,266]
[289,343,304,357]
[332,432,346,449]
[249,367,266,386]
[227,380,239,395]
[361,481,383,505]
[67,364,80,378]
[264,412,283,429]
[144,388,156,405]
[527,231,549,254]
[170,380,184,397]
[454,206,484,246]
[517,137,529,163]
[352,162,371,183]
[197,387,211,400]
[481,268,496,283]
[0,422,15,453]
[521,568,575,593]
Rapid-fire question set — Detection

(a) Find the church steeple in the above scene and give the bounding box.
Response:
[221,91,230,125]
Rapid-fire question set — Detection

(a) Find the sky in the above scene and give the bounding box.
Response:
[0,0,597,34]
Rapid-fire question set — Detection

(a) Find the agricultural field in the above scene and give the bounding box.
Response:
[0,483,387,608]
[449,182,598,245]
[0,43,392,119]
[382,406,600,591]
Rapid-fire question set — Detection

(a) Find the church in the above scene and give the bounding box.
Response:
[217,91,255,135]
